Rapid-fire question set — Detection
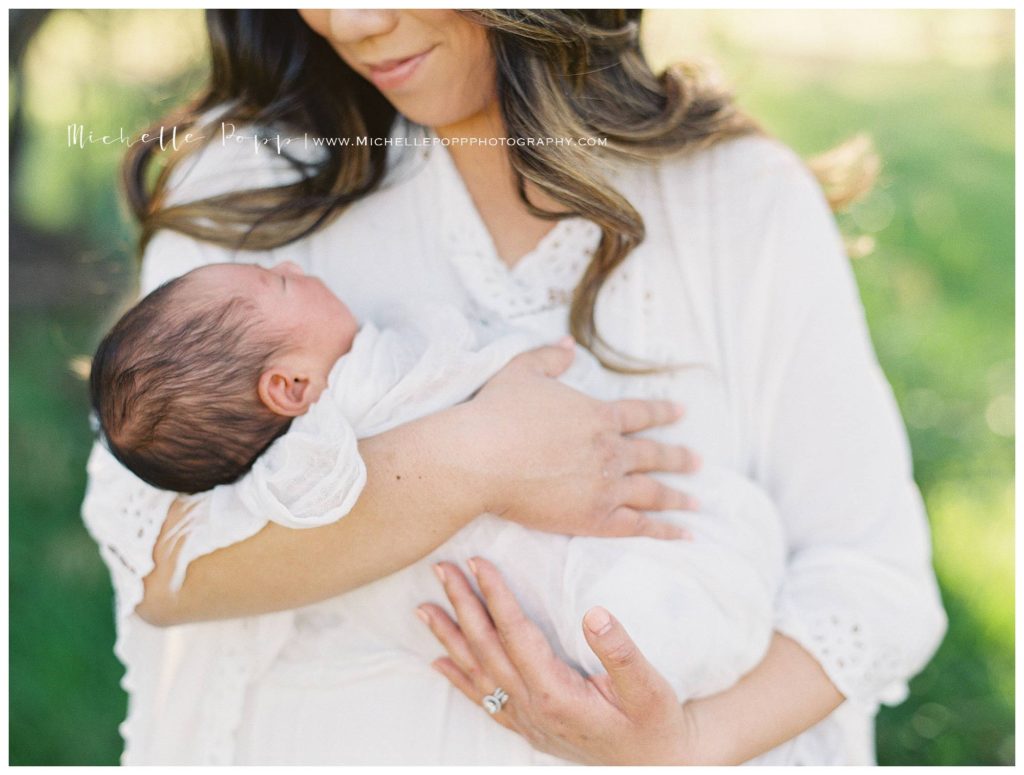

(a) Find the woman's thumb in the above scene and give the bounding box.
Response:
[521,339,575,378]
[582,607,665,712]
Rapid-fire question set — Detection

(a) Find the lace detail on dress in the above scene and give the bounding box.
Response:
[206,616,291,765]
[431,144,602,321]
[82,444,177,621]
[775,604,909,714]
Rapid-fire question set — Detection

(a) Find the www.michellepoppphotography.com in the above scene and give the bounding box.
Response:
[66,122,607,153]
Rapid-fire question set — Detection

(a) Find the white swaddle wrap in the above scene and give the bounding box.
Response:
[558,471,783,699]
[213,303,786,702]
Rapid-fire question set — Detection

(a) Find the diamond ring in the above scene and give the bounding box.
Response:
[482,687,510,714]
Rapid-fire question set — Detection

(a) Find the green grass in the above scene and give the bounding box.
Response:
[8,15,1013,766]
[10,309,128,764]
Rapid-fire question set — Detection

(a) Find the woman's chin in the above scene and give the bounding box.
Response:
[392,94,496,133]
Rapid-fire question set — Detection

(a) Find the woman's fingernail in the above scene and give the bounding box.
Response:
[584,606,613,636]
[691,452,703,469]
[415,607,431,625]
[467,558,478,576]
[556,335,575,349]
[674,402,686,418]
[680,528,694,541]
[688,497,701,511]
[433,564,447,584]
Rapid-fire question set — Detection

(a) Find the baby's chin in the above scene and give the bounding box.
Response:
[336,307,360,354]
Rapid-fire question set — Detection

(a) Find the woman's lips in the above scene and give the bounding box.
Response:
[365,46,436,91]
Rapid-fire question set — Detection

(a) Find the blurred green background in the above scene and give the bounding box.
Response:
[8,9,1014,765]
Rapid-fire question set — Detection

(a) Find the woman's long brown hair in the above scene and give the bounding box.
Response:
[123,9,874,370]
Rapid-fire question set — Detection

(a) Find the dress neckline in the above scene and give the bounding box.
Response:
[428,138,602,321]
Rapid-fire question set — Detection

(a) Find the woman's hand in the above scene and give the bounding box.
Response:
[418,558,711,765]
[464,341,700,539]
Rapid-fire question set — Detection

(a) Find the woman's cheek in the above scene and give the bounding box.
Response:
[297,9,329,37]
[387,54,497,129]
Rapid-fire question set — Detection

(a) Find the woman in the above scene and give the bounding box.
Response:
[82,9,946,765]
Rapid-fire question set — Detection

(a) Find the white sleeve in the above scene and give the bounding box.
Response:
[718,139,948,713]
[230,382,365,531]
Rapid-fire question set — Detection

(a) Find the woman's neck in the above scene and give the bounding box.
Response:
[435,103,565,268]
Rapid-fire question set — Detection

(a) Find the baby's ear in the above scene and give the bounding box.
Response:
[257,368,316,417]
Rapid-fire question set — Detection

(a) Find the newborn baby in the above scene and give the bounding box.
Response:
[91,261,361,494]
[91,260,785,703]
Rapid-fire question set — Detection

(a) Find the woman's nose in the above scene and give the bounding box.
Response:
[271,261,304,277]
[328,10,400,42]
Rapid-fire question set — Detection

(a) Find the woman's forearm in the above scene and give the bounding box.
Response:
[686,632,845,765]
[139,404,488,625]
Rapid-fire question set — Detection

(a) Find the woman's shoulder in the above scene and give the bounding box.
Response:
[636,133,835,273]
[649,133,817,210]
[613,133,842,308]
[703,132,805,175]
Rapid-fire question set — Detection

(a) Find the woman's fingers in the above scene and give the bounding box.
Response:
[418,602,484,682]
[602,507,692,540]
[431,657,522,734]
[581,606,673,716]
[619,473,697,512]
[431,656,480,701]
[509,343,576,378]
[624,437,701,475]
[432,657,520,734]
[468,557,569,689]
[611,399,684,434]
[431,562,523,689]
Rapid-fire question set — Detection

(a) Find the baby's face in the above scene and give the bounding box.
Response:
[192,262,358,375]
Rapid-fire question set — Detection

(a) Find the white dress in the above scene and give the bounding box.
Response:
[81,120,948,765]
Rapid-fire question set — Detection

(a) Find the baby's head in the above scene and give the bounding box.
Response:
[90,261,358,493]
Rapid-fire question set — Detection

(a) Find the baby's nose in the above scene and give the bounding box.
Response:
[272,260,305,277]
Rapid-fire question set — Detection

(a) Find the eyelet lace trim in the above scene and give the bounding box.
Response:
[83,446,175,622]
[775,606,909,713]
[431,144,602,321]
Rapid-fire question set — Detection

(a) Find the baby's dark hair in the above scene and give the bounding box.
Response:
[90,270,292,493]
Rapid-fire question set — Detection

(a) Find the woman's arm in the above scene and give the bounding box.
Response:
[685,633,843,764]
[136,344,700,625]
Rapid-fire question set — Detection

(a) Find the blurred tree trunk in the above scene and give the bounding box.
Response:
[10,10,52,181]
[8,9,110,310]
